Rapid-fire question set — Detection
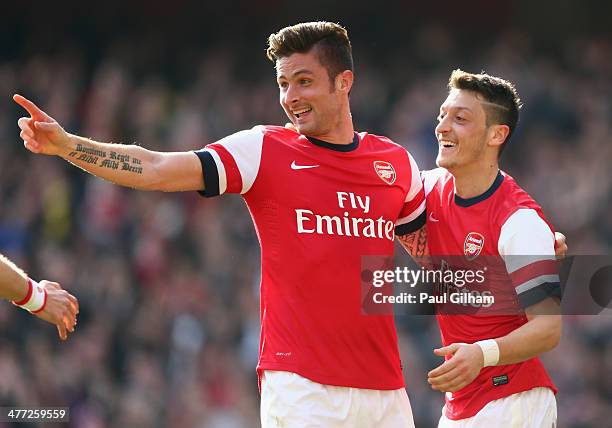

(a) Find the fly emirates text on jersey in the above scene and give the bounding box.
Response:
[295,191,395,241]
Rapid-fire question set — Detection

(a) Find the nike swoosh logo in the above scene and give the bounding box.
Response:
[429,212,439,222]
[291,161,320,170]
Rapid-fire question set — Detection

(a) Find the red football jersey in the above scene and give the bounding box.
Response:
[423,168,560,420]
[195,126,425,390]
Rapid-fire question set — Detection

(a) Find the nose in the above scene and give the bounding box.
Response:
[283,83,300,107]
[435,115,451,137]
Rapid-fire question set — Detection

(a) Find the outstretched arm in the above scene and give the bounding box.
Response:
[0,253,78,340]
[14,94,204,192]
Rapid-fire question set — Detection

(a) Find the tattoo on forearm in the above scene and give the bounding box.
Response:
[67,144,143,174]
[68,150,100,165]
[398,226,429,257]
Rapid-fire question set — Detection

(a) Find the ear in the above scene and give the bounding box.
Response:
[335,70,354,94]
[487,124,509,149]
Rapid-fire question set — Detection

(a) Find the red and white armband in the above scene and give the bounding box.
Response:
[12,278,47,313]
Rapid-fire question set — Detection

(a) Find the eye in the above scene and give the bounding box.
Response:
[278,81,288,89]
[437,113,445,122]
[299,78,312,85]
[455,116,466,122]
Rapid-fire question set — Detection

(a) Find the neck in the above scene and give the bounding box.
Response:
[309,106,355,145]
[451,161,500,199]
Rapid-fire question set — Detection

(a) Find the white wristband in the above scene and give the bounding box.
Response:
[15,279,47,313]
[475,339,500,367]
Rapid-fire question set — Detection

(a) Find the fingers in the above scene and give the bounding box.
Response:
[434,345,452,356]
[57,302,77,339]
[54,283,79,316]
[18,115,58,136]
[20,129,34,141]
[55,303,76,340]
[431,377,465,392]
[428,367,456,389]
[429,371,470,392]
[428,363,469,392]
[47,282,61,290]
[68,293,79,315]
[554,232,568,259]
[17,117,34,136]
[20,127,42,153]
[18,117,38,150]
[554,232,566,247]
[37,281,78,340]
[428,359,455,378]
[13,94,50,121]
[63,313,75,333]
[429,345,483,392]
[34,121,57,132]
[433,342,461,356]
[57,323,67,341]
[554,243,567,258]
[23,139,42,153]
[59,289,78,333]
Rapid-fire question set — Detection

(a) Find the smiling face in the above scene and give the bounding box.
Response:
[276,49,351,138]
[435,88,493,172]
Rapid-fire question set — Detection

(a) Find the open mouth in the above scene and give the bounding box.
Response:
[293,107,312,119]
[439,140,457,149]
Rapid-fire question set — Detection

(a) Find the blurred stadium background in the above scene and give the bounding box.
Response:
[0,1,610,427]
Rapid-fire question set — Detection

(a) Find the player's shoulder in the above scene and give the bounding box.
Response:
[209,125,267,144]
[358,132,419,162]
[359,131,407,151]
[258,125,299,139]
[496,170,553,230]
[212,125,301,148]
[502,208,550,232]
[422,167,452,196]
[498,171,541,209]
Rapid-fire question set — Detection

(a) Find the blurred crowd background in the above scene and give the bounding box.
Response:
[0,1,610,427]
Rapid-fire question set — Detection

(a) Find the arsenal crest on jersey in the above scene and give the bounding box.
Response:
[373,161,396,185]
[464,232,485,260]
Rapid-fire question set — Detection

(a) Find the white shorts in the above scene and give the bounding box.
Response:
[438,387,557,428]
[260,370,415,428]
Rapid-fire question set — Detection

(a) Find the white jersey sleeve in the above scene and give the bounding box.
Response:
[395,151,426,235]
[421,167,446,197]
[498,208,561,308]
[194,126,265,197]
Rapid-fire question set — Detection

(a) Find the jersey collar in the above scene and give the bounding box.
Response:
[306,133,360,152]
[454,170,504,207]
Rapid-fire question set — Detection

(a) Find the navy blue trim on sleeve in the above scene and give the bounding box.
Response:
[518,281,562,309]
[395,209,427,236]
[194,150,220,198]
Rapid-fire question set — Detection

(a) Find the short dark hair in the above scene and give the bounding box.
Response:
[266,22,354,82]
[448,69,522,157]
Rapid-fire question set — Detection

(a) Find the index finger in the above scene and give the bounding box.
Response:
[13,94,51,121]
[428,359,456,378]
